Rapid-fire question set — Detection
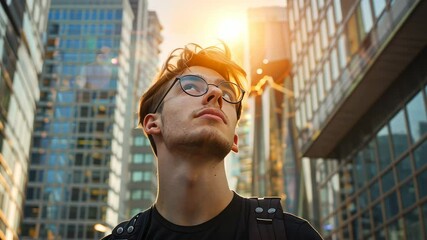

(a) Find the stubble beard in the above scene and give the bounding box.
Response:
[162,116,232,160]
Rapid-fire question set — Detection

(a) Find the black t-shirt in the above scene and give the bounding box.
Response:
[141,192,322,240]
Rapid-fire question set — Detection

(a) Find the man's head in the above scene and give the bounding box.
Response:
[138,43,247,155]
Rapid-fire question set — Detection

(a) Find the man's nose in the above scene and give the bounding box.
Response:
[203,85,223,108]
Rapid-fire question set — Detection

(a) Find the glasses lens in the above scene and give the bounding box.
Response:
[219,82,242,103]
[179,75,207,96]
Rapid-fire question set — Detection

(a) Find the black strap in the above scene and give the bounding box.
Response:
[101,207,152,240]
[248,198,287,240]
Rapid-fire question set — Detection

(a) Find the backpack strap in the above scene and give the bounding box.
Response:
[101,207,153,240]
[248,197,287,240]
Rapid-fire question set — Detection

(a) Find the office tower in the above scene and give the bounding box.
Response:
[126,9,162,217]
[21,1,135,239]
[0,1,51,239]
[247,7,292,204]
[288,0,427,238]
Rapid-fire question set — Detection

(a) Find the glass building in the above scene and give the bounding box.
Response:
[0,1,50,239]
[21,0,135,239]
[288,0,427,239]
[126,9,162,217]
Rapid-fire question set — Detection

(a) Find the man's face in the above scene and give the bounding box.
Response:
[155,66,239,159]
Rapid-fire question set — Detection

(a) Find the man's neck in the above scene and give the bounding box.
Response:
[155,151,233,226]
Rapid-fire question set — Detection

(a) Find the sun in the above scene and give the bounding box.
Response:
[215,17,246,44]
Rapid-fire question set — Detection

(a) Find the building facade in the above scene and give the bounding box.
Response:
[21,0,134,239]
[0,1,50,239]
[288,0,427,239]
[247,7,294,209]
[126,9,162,217]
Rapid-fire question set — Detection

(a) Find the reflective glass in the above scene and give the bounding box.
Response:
[372,202,383,225]
[376,125,392,169]
[364,140,377,179]
[384,191,399,218]
[388,219,404,240]
[405,208,422,240]
[423,202,427,236]
[413,138,427,169]
[406,92,427,143]
[417,168,427,198]
[381,169,395,193]
[370,181,380,201]
[396,156,412,181]
[373,0,387,17]
[400,179,416,209]
[334,0,343,22]
[389,110,409,158]
[360,0,374,33]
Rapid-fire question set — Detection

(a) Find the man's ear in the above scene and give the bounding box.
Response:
[231,133,239,153]
[143,113,161,135]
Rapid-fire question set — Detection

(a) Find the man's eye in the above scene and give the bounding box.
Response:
[183,83,198,91]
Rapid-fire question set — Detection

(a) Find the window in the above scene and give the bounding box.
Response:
[333,0,343,23]
[396,156,412,181]
[381,169,395,193]
[400,180,416,209]
[406,92,427,143]
[359,0,374,34]
[389,110,409,158]
[347,12,361,56]
[373,0,386,18]
[338,34,348,68]
[327,7,336,37]
[376,125,392,170]
[133,154,143,164]
[384,192,399,219]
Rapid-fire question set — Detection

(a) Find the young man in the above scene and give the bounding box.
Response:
[103,43,322,239]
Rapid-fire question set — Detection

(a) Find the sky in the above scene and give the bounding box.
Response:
[147,0,286,63]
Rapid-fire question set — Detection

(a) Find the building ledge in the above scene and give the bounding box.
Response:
[303,0,427,158]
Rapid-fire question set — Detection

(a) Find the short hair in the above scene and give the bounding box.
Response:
[138,42,247,155]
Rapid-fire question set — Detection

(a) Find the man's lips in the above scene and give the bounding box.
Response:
[195,108,227,124]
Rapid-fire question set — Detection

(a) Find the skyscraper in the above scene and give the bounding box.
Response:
[247,7,292,204]
[0,1,51,239]
[22,1,135,239]
[126,9,162,217]
[288,0,427,238]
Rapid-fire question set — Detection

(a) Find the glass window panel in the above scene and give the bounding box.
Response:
[360,0,374,33]
[414,139,427,169]
[338,34,348,68]
[381,169,395,193]
[406,92,427,143]
[400,179,416,209]
[311,82,318,111]
[323,60,331,91]
[347,12,360,56]
[396,156,412,181]
[385,192,399,219]
[334,0,343,23]
[370,181,380,201]
[327,7,336,37]
[320,20,328,49]
[314,33,322,60]
[361,210,371,236]
[330,48,339,80]
[376,125,392,170]
[405,208,422,240]
[311,0,318,20]
[132,154,143,164]
[354,153,366,189]
[373,0,386,18]
[389,110,409,158]
[417,168,427,198]
[131,171,143,182]
[372,202,383,225]
[317,72,325,101]
[363,140,377,179]
[423,202,427,235]
[306,7,313,32]
[388,219,404,240]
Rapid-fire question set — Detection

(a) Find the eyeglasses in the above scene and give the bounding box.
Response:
[153,74,245,113]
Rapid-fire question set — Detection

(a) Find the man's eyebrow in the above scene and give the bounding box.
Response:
[193,74,227,84]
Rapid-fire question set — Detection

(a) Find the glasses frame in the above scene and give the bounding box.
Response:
[153,74,245,113]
